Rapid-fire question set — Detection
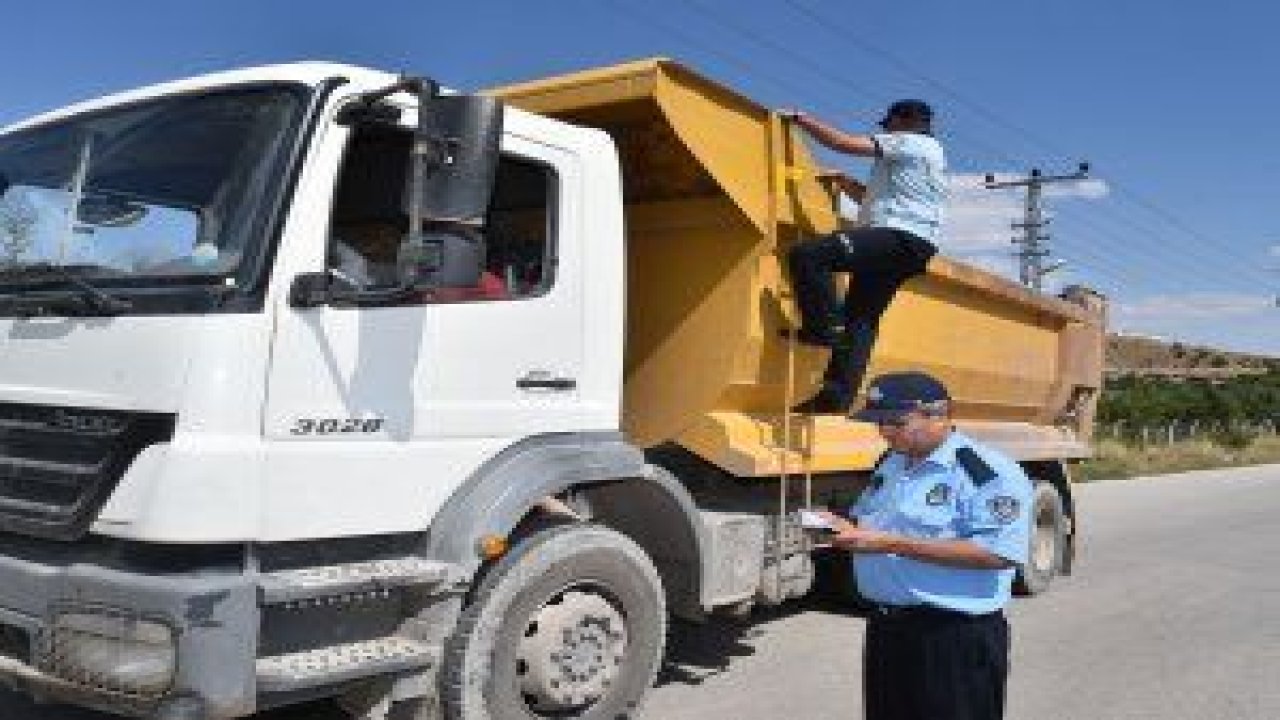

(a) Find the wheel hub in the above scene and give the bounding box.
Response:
[516,589,628,712]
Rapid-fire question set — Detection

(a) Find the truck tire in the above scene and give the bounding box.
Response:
[439,524,667,720]
[1014,481,1066,596]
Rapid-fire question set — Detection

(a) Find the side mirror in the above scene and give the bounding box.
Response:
[333,78,503,294]
[404,94,504,224]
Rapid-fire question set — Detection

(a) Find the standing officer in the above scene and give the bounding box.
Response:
[780,101,945,414]
[817,371,1032,720]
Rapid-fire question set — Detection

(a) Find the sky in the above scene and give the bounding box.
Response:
[0,0,1276,354]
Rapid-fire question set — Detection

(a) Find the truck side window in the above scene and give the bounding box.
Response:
[327,124,556,303]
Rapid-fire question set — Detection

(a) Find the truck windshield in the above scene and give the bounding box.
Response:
[0,85,305,293]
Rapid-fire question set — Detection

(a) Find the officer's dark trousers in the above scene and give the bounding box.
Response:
[863,609,1009,720]
[787,227,936,396]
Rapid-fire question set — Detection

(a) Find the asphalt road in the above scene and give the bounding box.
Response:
[6,464,1279,719]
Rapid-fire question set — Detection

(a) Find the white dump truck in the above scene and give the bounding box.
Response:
[0,60,1102,719]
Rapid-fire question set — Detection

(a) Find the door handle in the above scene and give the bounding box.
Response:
[517,371,577,391]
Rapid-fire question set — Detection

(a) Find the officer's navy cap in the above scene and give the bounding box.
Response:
[851,371,951,422]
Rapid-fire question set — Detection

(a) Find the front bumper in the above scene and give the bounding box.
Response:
[0,537,257,719]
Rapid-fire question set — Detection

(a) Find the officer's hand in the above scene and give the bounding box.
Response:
[813,509,855,533]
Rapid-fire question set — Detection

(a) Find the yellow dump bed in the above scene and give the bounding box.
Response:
[491,59,1104,476]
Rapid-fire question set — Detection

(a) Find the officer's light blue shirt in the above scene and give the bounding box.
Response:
[857,132,947,242]
[848,431,1032,614]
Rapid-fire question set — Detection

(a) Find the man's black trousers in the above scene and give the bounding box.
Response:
[863,609,1010,720]
[786,227,936,394]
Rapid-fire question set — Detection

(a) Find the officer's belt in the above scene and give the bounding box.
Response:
[865,603,1002,621]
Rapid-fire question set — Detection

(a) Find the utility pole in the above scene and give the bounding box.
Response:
[984,163,1090,291]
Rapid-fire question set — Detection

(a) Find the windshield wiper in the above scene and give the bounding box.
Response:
[0,263,133,314]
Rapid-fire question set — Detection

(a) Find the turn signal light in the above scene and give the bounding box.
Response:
[477,534,509,560]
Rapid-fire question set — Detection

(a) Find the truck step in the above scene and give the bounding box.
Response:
[259,557,458,605]
[256,637,438,693]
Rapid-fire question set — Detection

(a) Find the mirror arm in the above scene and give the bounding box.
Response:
[348,75,438,110]
[403,75,446,238]
[337,75,439,127]
[288,272,332,309]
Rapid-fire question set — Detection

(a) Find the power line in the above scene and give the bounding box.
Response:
[1059,200,1275,290]
[596,0,1270,299]
[1104,184,1274,285]
[612,0,1072,178]
[776,0,1059,166]
[678,0,884,115]
[599,1,1013,176]
[950,239,1137,297]
[598,0,877,127]
[776,0,1275,287]
[1053,207,1274,299]
[674,1,1227,289]
[680,0,1029,169]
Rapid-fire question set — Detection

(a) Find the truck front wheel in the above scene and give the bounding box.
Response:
[440,524,666,720]
[1014,481,1066,596]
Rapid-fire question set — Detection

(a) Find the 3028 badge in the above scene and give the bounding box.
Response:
[289,417,385,436]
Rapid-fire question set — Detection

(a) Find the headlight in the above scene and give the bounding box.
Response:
[45,611,176,698]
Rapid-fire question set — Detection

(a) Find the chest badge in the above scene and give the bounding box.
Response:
[925,482,951,506]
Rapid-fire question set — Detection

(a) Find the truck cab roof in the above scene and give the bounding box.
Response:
[1,62,407,135]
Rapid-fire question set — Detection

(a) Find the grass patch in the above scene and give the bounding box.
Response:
[1076,435,1280,481]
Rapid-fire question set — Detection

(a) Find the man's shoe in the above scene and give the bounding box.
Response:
[780,326,851,349]
[791,383,853,414]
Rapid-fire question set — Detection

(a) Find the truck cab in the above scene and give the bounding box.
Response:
[0,63,639,720]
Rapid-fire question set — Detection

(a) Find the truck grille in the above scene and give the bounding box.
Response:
[0,403,175,541]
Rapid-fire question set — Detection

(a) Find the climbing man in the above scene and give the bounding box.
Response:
[781,100,946,413]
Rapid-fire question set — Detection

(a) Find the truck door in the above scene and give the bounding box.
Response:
[261,114,588,531]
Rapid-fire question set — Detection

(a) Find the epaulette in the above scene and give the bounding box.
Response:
[868,449,893,489]
[955,446,997,488]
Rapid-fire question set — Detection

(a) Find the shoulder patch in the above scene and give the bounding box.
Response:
[955,447,997,488]
[988,495,1021,523]
[869,449,894,489]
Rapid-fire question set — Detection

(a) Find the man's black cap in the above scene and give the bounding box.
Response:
[878,99,933,130]
[850,371,951,423]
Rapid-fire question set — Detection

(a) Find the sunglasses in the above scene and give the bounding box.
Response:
[874,416,911,429]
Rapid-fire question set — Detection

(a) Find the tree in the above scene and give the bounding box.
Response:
[0,192,38,265]
[1100,369,1280,429]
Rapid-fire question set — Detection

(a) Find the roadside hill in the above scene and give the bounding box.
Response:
[1106,333,1279,379]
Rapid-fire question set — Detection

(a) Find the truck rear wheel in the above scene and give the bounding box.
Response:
[440,524,666,720]
[1014,481,1065,596]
